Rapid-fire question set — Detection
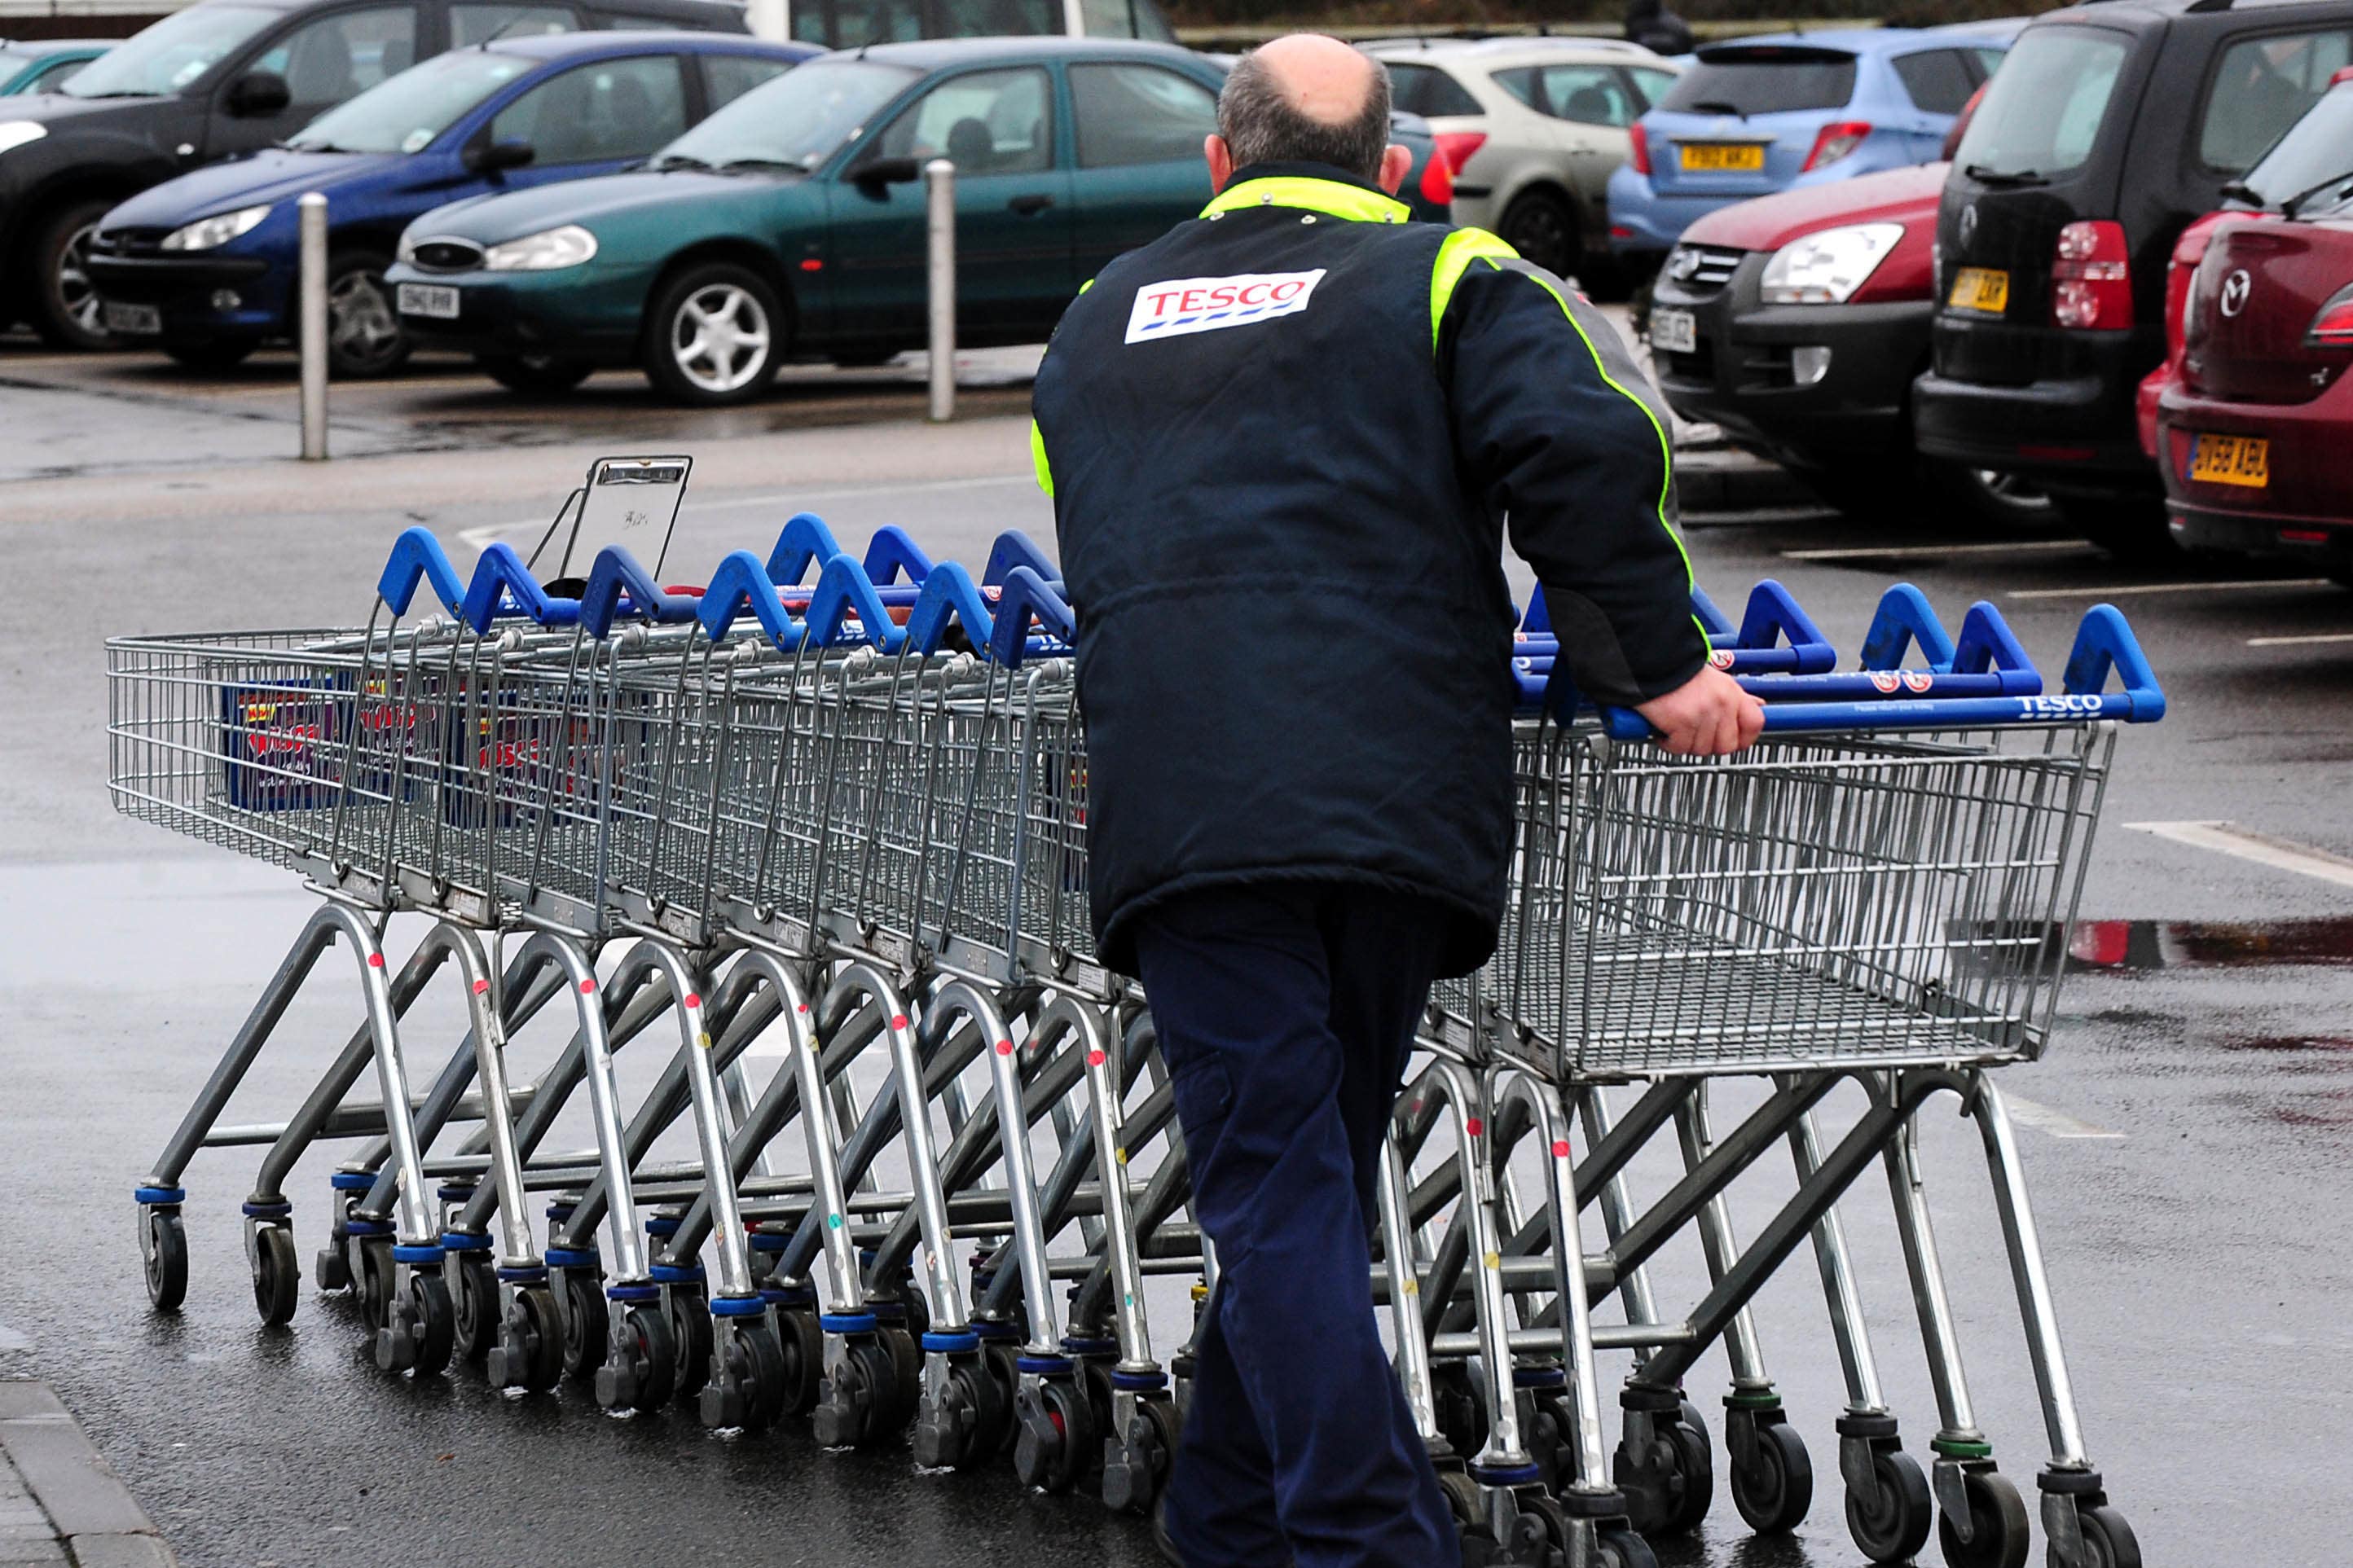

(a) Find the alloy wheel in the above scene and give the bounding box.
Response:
[670,282,771,394]
[329,267,404,374]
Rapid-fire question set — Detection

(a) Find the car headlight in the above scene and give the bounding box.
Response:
[482,225,596,272]
[161,204,272,252]
[0,121,45,156]
[1759,222,1905,305]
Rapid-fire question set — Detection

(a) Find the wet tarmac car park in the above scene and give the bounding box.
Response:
[0,336,2347,1568]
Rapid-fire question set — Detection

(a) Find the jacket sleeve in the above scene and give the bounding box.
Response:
[1437,239,1709,706]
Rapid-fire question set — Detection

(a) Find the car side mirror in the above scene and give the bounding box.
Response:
[225,69,291,118]
[853,155,922,188]
[465,136,536,173]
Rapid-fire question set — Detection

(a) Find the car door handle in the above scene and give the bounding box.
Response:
[1008,193,1054,215]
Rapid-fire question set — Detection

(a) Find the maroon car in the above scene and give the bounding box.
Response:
[2158,194,2353,580]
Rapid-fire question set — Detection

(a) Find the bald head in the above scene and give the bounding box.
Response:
[1212,33,1401,187]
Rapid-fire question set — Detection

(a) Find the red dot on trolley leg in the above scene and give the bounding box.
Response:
[995,1039,1014,1056]
[473,979,489,995]
[1086,1049,1106,1066]
[367,952,385,968]
[579,978,596,995]
[1465,1118,1484,1137]
[1551,1140,1571,1158]
[684,993,700,1009]
[890,1014,909,1030]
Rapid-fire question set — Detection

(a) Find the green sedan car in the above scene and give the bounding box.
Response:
[386,37,1450,404]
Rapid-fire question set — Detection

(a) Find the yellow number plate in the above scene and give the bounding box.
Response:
[2189,433,2269,488]
[1947,267,2009,314]
[1679,143,1766,172]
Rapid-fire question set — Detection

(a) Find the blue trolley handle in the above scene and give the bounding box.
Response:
[763,512,847,587]
[982,529,1062,589]
[1732,579,1836,674]
[903,562,997,655]
[1858,583,1957,672]
[2061,604,2166,720]
[986,566,1075,666]
[377,526,468,617]
[578,546,701,640]
[460,542,580,634]
[861,525,933,587]
[803,553,908,652]
[1688,584,1737,643]
[697,550,806,647]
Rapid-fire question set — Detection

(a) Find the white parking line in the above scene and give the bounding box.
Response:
[1782,538,2090,562]
[2123,820,2353,890]
[2002,1094,2125,1140]
[2248,631,2353,648]
[454,473,1037,554]
[2008,578,2332,600]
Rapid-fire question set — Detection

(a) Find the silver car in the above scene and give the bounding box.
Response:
[1367,37,1681,296]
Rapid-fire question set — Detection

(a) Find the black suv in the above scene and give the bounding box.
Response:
[0,0,743,348]
[1914,0,2353,547]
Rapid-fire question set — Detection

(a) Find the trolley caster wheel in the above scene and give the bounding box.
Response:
[913,1355,1005,1469]
[1598,1525,1660,1568]
[451,1257,499,1363]
[1616,1406,1713,1536]
[489,1285,565,1392]
[354,1238,395,1329]
[594,1303,678,1413]
[664,1288,714,1403]
[558,1272,609,1381]
[773,1308,823,1417]
[878,1325,923,1433]
[1432,1364,1489,1458]
[1436,1472,1500,1563]
[250,1224,298,1326]
[2062,1502,2140,1568]
[377,1270,455,1377]
[1102,1393,1178,1513]
[1939,1468,2031,1568]
[1013,1377,1093,1493]
[1729,1413,1812,1534]
[811,1337,897,1447]
[701,1318,786,1432]
[139,1206,188,1313]
[1847,1447,1933,1562]
[315,1200,354,1293]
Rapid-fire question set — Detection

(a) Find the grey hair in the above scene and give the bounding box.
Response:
[1216,42,1392,182]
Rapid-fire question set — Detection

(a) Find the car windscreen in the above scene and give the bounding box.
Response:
[647,58,913,169]
[2240,86,2353,209]
[288,49,533,153]
[62,4,277,97]
[1951,25,2127,181]
[1653,47,1856,116]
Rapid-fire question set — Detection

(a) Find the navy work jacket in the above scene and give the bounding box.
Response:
[1031,162,1708,978]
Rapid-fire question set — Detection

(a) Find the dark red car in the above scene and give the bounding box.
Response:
[2153,75,2353,578]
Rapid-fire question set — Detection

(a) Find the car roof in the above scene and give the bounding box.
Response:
[1366,37,1670,68]
[0,37,112,54]
[1694,29,1924,56]
[478,29,802,60]
[816,36,1206,68]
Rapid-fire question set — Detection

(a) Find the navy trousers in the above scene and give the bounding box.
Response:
[1131,885,1461,1568]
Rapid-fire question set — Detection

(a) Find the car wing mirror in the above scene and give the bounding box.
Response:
[852,154,922,188]
[225,68,291,118]
[464,136,536,173]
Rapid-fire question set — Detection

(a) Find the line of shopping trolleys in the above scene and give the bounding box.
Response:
[106,499,2164,1568]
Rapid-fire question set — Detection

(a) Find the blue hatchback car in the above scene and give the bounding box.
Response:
[1607,23,2017,264]
[88,30,811,376]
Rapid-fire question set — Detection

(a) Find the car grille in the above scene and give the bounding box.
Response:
[407,238,486,274]
[91,228,173,257]
[1664,244,1742,294]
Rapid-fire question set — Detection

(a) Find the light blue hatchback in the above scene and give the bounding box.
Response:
[1607,21,2020,261]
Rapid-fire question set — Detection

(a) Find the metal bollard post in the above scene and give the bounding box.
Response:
[297,191,328,460]
[924,158,954,424]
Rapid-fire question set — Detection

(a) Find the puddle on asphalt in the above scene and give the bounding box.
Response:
[2065,916,2353,971]
[2219,1034,2353,1053]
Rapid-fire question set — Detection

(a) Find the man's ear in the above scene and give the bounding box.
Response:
[1377,142,1413,195]
[1205,134,1234,192]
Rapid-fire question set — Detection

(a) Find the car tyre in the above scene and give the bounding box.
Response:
[2053,491,2178,562]
[477,353,594,394]
[644,261,783,406]
[1498,187,1578,279]
[165,340,256,371]
[26,195,117,350]
[325,251,410,378]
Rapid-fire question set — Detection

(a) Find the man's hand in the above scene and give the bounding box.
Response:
[1634,664,1766,757]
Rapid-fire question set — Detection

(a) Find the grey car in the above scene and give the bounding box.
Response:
[1368,36,1678,296]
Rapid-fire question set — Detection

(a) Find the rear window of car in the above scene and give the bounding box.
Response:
[1892,48,1977,116]
[1386,60,1481,118]
[1653,49,1857,116]
[2241,80,2353,205]
[2200,27,2353,173]
[1493,62,1643,126]
[1951,25,2127,180]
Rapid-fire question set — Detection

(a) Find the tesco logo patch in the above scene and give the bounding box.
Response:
[1124,269,1326,344]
